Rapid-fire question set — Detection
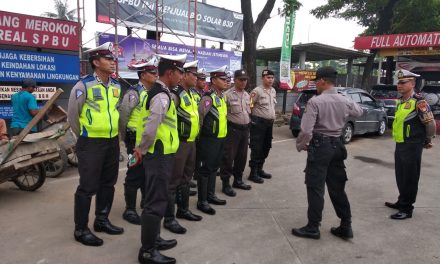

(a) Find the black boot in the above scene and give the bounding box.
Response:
[123,185,141,225]
[141,214,161,251]
[176,184,202,221]
[74,193,103,246]
[189,180,197,188]
[222,179,236,197]
[207,173,226,205]
[232,174,251,190]
[138,247,176,264]
[197,176,216,215]
[248,167,264,184]
[259,163,272,179]
[94,188,124,235]
[155,236,177,251]
[163,193,187,234]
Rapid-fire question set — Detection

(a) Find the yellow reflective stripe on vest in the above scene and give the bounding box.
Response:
[392,99,416,143]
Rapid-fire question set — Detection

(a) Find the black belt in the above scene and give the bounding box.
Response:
[251,115,274,124]
[228,121,249,130]
[312,133,342,143]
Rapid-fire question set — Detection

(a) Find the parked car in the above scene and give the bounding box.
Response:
[370,84,398,127]
[289,87,388,143]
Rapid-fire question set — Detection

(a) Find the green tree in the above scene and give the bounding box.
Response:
[241,0,301,89]
[42,0,77,21]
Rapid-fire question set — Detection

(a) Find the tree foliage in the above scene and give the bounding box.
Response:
[42,0,77,21]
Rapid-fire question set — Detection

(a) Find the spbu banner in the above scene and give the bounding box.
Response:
[96,0,243,45]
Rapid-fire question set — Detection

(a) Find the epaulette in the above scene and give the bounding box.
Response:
[80,74,94,81]
[110,77,120,85]
[413,92,424,101]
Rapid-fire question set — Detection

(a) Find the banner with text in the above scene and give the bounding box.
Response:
[0,11,80,51]
[0,86,56,101]
[98,33,242,79]
[96,0,243,45]
[291,70,316,92]
[354,31,440,50]
[279,11,296,90]
[0,49,80,83]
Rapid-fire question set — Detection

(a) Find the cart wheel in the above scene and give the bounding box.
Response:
[13,164,46,191]
[67,147,78,167]
[43,145,68,178]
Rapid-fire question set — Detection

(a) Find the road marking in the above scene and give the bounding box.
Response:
[272,138,295,144]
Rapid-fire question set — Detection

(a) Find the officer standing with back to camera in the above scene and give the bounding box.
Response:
[196,65,229,215]
[248,69,277,184]
[132,54,186,264]
[385,69,436,220]
[220,69,252,197]
[118,57,158,225]
[292,66,363,240]
[162,60,203,235]
[68,42,124,247]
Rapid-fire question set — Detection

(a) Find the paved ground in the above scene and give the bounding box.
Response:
[1,126,439,264]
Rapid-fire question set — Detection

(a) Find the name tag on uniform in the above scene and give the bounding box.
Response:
[183,95,191,106]
[92,88,103,101]
[215,96,221,107]
[112,88,119,98]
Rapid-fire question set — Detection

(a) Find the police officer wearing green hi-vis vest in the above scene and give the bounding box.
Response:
[162,60,203,235]
[196,65,229,215]
[67,42,123,247]
[385,69,436,220]
[118,57,158,225]
[132,54,186,264]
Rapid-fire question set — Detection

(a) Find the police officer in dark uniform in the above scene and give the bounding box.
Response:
[248,70,277,184]
[163,60,203,235]
[292,66,363,240]
[220,69,252,197]
[118,57,158,225]
[196,65,229,215]
[385,69,436,220]
[68,42,124,246]
[133,54,186,264]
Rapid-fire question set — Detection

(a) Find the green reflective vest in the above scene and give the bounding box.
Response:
[79,75,120,138]
[136,84,179,154]
[127,84,145,130]
[191,89,202,105]
[200,91,227,138]
[134,90,149,145]
[392,96,426,143]
[173,86,200,142]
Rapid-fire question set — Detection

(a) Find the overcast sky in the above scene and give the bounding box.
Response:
[0,0,365,50]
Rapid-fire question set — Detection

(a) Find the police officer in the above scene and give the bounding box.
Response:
[118,57,158,225]
[248,69,277,183]
[220,69,252,197]
[68,42,124,247]
[196,65,229,215]
[162,61,203,235]
[191,68,207,104]
[385,69,436,220]
[133,54,186,264]
[291,66,363,240]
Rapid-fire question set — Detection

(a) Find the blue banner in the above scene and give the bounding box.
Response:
[0,103,44,119]
[0,50,79,83]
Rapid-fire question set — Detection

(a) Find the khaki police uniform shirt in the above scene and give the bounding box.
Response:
[138,80,171,155]
[67,73,113,137]
[118,83,143,140]
[296,87,363,151]
[250,85,277,120]
[225,87,251,125]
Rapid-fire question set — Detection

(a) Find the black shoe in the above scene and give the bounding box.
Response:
[155,237,177,251]
[207,195,227,205]
[222,185,236,197]
[138,247,176,264]
[197,202,216,215]
[93,220,124,235]
[163,218,187,234]
[123,209,141,225]
[189,190,197,196]
[385,201,400,210]
[390,211,412,220]
[248,175,264,184]
[291,225,320,239]
[259,170,272,179]
[176,209,203,221]
[232,180,251,190]
[74,228,103,247]
[189,181,196,188]
[330,226,353,240]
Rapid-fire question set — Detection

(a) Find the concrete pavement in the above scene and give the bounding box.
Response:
[0,126,439,264]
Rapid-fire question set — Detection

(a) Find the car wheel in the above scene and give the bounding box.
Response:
[342,123,353,144]
[376,119,386,136]
[291,129,299,137]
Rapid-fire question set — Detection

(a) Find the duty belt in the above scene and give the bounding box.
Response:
[251,115,274,125]
[312,133,342,143]
[228,121,249,130]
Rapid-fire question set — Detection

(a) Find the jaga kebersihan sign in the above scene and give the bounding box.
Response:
[0,11,79,51]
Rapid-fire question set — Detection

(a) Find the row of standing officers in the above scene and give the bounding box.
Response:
[67,42,278,264]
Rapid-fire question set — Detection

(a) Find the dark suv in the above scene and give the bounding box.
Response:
[289,87,388,143]
[370,84,398,127]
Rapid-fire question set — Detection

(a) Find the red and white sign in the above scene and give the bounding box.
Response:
[354,31,440,50]
[0,11,79,51]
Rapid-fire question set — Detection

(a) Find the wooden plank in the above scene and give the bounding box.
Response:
[0,155,32,170]
[14,152,60,169]
[0,89,64,165]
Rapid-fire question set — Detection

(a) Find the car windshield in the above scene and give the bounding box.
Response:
[371,89,399,99]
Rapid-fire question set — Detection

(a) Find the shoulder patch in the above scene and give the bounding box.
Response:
[416,100,429,113]
[75,89,83,98]
[204,99,211,108]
